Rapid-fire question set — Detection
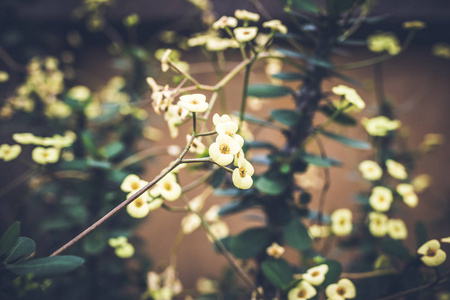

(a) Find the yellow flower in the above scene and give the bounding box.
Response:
[115,242,135,258]
[303,264,328,286]
[266,242,285,259]
[412,174,431,193]
[263,20,287,34]
[108,236,127,248]
[209,134,241,166]
[178,94,209,113]
[67,85,91,101]
[212,16,238,29]
[155,173,182,201]
[45,101,72,119]
[367,32,401,55]
[386,159,407,180]
[308,224,330,239]
[332,85,365,110]
[325,278,356,300]
[126,196,153,218]
[358,160,382,181]
[0,144,21,161]
[331,209,353,236]
[402,20,426,30]
[0,71,9,82]
[186,134,206,154]
[12,133,39,145]
[369,186,393,212]
[234,9,260,22]
[121,174,148,193]
[387,219,407,240]
[232,157,254,189]
[396,183,418,208]
[417,240,446,267]
[32,147,60,164]
[288,280,316,300]
[361,116,401,136]
[368,212,388,237]
[234,27,258,43]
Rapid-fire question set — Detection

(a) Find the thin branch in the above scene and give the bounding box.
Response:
[315,137,330,226]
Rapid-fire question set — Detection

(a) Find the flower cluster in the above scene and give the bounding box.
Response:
[367,32,401,55]
[289,265,329,300]
[361,116,401,136]
[368,213,407,239]
[145,266,183,300]
[331,85,365,110]
[108,236,135,258]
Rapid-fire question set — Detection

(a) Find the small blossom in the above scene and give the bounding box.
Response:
[331,209,353,236]
[232,157,254,189]
[234,27,258,43]
[196,277,217,294]
[412,174,431,193]
[206,221,229,242]
[288,280,316,300]
[402,20,426,29]
[417,240,446,267]
[209,134,241,166]
[108,236,127,248]
[12,133,38,144]
[361,116,401,136]
[204,205,220,222]
[0,144,21,161]
[212,16,238,30]
[126,196,152,218]
[181,213,202,234]
[161,49,172,72]
[0,71,9,82]
[234,9,260,22]
[67,85,91,101]
[441,237,450,243]
[388,219,407,240]
[303,264,328,286]
[308,224,330,239]
[325,278,356,300]
[108,236,135,258]
[187,134,206,154]
[332,85,365,110]
[386,159,408,180]
[178,94,209,113]
[155,173,182,201]
[369,186,393,212]
[432,43,450,59]
[206,37,239,51]
[266,242,285,259]
[45,101,72,119]
[367,32,401,55]
[420,133,444,152]
[32,147,60,164]
[368,212,388,237]
[121,174,148,193]
[263,20,287,34]
[396,183,418,208]
[359,160,382,181]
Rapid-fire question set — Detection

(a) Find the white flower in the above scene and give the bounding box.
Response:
[417,239,446,267]
[387,219,407,240]
[181,213,202,234]
[209,134,241,166]
[155,173,182,201]
[114,242,135,258]
[234,27,258,43]
[396,183,418,208]
[121,174,148,193]
[368,212,388,237]
[178,94,209,113]
[212,16,238,30]
[161,49,172,72]
[126,196,152,218]
[31,147,60,164]
[358,160,382,181]
[325,278,356,300]
[187,134,206,154]
[206,37,239,51]
[386,159,408,180]
[263,20,288,34]
[332,85,365,110]
[303,264,328,286]
[234,9,260,22]
[288,280,316,300]
[369,186,393,212]
[331,209,353,236]
[207,221,229,242]
[361,116,401,136]
[308,224,330,239]
[67,85,91,101]
[204,205,220,222]
[0,144,21,161]
[266,242,285,259]
[232,157,254,189]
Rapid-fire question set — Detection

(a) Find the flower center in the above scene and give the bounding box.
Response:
[219,144,230,154]
[311,271,320,277]
[426,248,437,257]
[191,99,199,105]
[378,195,385,202]
[297,289,306,298]
[42,152,48,158]
[4,149,10,155]
[337,286,346,296]
[339,218,346,226]
[131,181,140,190]
[135,198,144,208]
[239,167,246,178]
[163,182,172,191]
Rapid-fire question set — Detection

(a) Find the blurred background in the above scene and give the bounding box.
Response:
[1,0,450,298]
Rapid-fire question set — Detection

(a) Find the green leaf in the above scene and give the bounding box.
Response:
[4,237,36,264]
[321,131,371,149]
[261,258,294,290]
[81,131,97,156]
[7,256,85,277]
[285,0,320,14]
[213,188,241,197]
[103,142,125,159]
[381,240,411,259]
[247,84,293,98]
[271,72,305,81]
[0,221,20,258]
[322,260,342,287]
[319,106,357,126]
[301,153,342,167]
[414,221,427,248]
[245,141,277,150]
[270,109,302,127]
[227,228,272,259]
[276,48,333,68]
[209,168,226,188]
[255,174,289,195]
[82,231,107,256]
[282,217,312,250]
[86,158,112,170]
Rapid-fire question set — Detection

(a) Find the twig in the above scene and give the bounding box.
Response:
[315,137,330,226]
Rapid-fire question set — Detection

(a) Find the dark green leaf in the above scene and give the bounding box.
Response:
[103,142,125,159]
[381,240,411,259]
[285,0,320,14]
[0,221,20,258]
[261,258,294,290]
[4,237,36,264]
[322,260,342,287]
[107,170,129,183]
[339,39,367,46]
[326,0,355,16]
[41,218,74,231]
[218,198,260,216]
[271,72,305,81]
[82,231,107,255]
[209,168,226,188]
[214,188,241,197]
[81,131,97,156]
[57,159,88,171]
[7,256,85,277]
[255,174,289,195]
[86,158,112,170]
[301,153,342,167]
[276,48,333,68]
[415,221,427,248]
[330,70,364,87]
[321,131,371,149]
[319,106,357,126]
[247,84,294,98]
[282,217,312,250]
[271,109,302,126]
[227,228,272,259]
[245,141,277,150]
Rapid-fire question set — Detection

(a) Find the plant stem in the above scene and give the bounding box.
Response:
[239,64,252,131]
[192,112,197,135]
